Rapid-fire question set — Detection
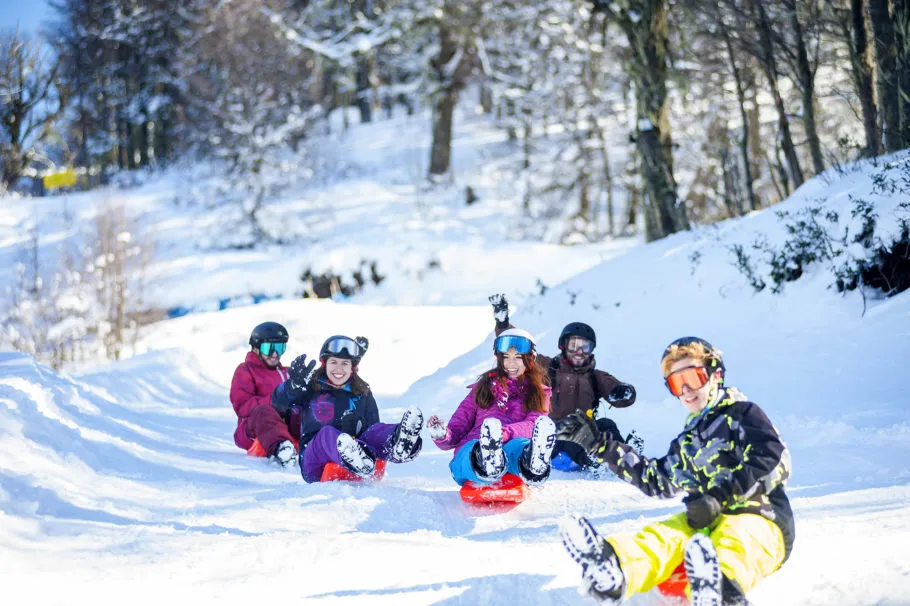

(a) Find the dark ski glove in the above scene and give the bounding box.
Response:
[354,336,369,355]
[333,409,364,437]
[488,293,510,327]
[555,410,610,460]
[685,493,723,530]
[287,354,317,399]
[606,383,636,405]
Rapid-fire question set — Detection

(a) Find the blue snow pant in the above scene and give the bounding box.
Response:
[449,437,530,485]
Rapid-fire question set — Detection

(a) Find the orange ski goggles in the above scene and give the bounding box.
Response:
[664,366,710,396]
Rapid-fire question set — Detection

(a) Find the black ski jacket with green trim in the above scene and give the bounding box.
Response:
[596,386,794,559]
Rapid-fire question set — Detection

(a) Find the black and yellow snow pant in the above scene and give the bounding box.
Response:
[606,512,785,599]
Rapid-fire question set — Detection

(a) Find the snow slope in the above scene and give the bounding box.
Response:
[2,116,910,604]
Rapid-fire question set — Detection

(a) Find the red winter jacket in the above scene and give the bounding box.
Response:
[230,350,289,449]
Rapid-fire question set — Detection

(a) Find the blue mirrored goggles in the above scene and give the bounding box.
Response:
[258,342,287,357]
[494,335,534,355]
[323,337,363,358]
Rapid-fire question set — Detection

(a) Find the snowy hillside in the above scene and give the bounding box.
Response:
[2,113,910,605]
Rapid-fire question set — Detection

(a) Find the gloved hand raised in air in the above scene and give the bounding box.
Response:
[426,415,448,441]
[287,354,317,399]
[488,293,510,326]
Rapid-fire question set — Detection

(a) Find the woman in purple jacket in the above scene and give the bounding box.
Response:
[427,328,558,485]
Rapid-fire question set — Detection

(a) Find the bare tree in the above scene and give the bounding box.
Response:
[0,30,67,189]
[830,0,882,156]
[428,0,478,176]
[607,0,689,241]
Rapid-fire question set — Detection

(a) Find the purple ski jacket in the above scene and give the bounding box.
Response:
[434,375,551,455]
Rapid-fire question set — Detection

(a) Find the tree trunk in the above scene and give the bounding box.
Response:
[868,0,901,151]
[356,56,372,124]
[790,8,825,174]
[847,0,883,156]
[754,0,805,188]
[430,88,457,176]
[723,25,758,212]
[895,1,910,149]
[428,9,474,177]
[624,0,688,241]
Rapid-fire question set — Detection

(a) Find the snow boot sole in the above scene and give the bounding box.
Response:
[336,433,376,478]
[685,533,723,606]
[389,406,423,463]
[559,515,624,603]
[525,416,556,478]
[477,417,505,481]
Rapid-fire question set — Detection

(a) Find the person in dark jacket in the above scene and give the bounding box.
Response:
[271,335,425,483]
[488,294,638,469]
[557,337,794,605]
[230,321,297,467]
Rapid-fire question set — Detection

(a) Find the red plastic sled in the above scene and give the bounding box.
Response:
[246,438,299,458]
[657,563,689,602]
[320,459,387,482]
[459,473,530,504]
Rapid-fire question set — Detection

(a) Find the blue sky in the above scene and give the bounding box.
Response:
[0,0,53,35]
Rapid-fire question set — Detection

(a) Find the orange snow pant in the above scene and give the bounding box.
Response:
[607,512,785,599]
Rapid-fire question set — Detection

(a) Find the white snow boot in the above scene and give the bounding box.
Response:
[336,433,376,478]
[685,533,723,606]
[560,515,624,603]
[388,406,424,463]
[520,415,556,483]
[473,417,505,481]
[271,440,297,468]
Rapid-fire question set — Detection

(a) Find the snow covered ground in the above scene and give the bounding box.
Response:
[2,109,910,605]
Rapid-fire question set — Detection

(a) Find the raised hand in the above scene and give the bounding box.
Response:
[354,336,369,354]
[488,293,510,323]
[426,415,448,441]
[287,354,317,398]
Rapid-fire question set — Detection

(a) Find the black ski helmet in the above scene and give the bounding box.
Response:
[661,336,725,377]
[558,322,597,350]
[249,322,289,348]
[319,335,364,366]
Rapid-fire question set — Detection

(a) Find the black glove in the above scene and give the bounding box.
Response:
[287,354,317,399]
[606,383,635,405]
[555,410,609,460]
[354,336,369,355]
[333,409,364,436]
[684,493,723,530]
[488,293,510,325]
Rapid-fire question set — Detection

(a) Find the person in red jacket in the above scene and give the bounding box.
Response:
[230,321,301,467]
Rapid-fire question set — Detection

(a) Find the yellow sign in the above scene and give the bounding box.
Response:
[43,168,78,190]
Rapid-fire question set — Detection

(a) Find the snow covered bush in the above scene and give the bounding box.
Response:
[0,205,151,367]
[730,156,910,304]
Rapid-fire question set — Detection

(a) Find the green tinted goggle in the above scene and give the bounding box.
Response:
[258,342,287,356]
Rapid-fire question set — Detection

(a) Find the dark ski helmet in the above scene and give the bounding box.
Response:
[249,322,289,348]
[558,322,597,350]
[319,335,366,365]
[661,336,725,377]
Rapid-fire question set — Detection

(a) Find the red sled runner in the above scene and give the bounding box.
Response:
[320,460,387,482]
[246,438,299,457]
[459,473,529,512]
[657,563,689,602]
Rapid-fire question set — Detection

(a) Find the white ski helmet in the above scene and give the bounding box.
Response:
[494,328,536,356]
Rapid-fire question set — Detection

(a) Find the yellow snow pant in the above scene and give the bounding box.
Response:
[607,512,785,599]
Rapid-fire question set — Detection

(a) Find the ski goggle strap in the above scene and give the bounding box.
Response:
[664,366,710,396]
[258,342,287,357]
[322,336,364,358]
[494,334,534,355]
[564,336,594,354]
